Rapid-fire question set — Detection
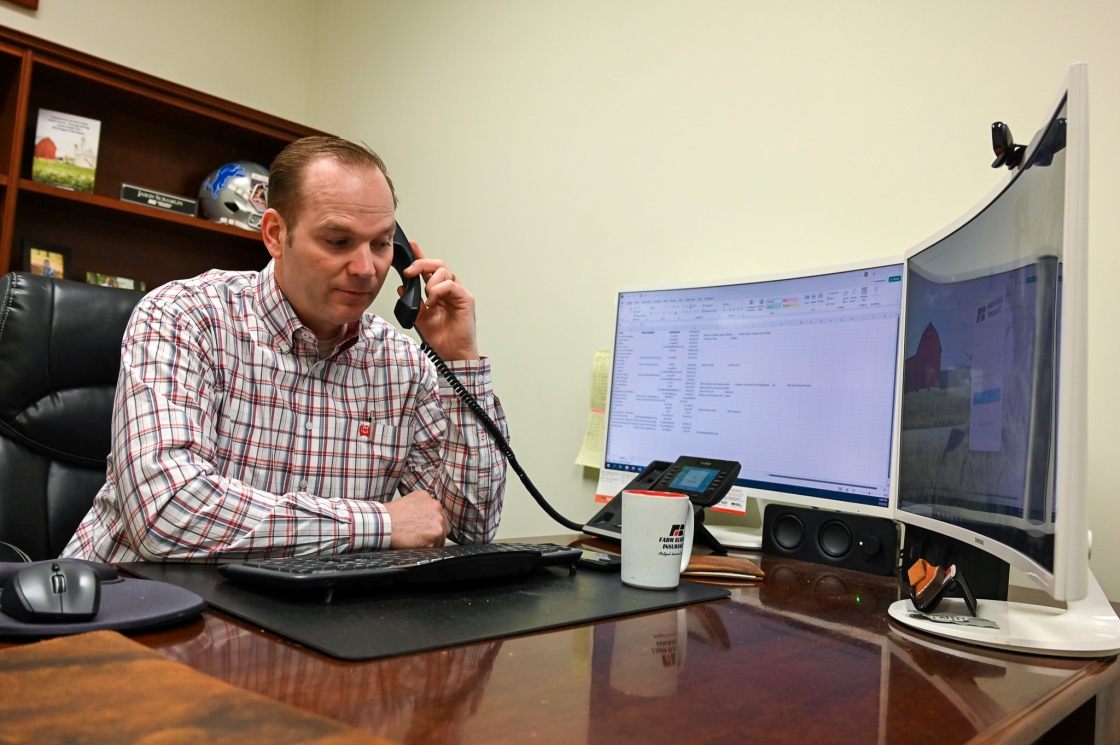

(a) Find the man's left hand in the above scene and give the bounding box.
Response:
[398,241,479,360]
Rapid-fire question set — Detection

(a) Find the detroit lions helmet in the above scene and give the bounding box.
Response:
[199,161,270,231]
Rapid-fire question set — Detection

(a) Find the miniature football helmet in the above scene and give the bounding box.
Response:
[199,161,270,231]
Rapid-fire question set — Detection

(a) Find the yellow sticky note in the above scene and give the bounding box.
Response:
[589,348,610,410]
[575,349,611,468]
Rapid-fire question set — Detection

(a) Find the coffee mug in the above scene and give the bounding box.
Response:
[621,490,695,590]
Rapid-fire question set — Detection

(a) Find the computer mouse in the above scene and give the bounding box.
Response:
[0,561,101,623]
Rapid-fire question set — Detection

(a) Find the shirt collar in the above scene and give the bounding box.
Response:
[255,261,303,347]
[255,260,366,352]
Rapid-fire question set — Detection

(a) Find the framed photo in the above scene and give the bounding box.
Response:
[22,239,71,280]
[85,272,146,291]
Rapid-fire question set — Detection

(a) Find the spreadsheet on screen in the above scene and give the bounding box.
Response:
[605,264,903,510]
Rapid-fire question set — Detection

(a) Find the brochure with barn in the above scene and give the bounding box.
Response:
[32,109,100,194]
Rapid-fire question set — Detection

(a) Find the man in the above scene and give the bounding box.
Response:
[63,137,508,562]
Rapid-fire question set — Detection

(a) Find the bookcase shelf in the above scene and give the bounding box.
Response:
[0,25,328,285]
[18,179,263,243]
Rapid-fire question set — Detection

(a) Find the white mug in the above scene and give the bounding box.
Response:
[621,490,695,590]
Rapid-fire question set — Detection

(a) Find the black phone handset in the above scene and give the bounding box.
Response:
[390,224,584,532]
[390,223,424,330]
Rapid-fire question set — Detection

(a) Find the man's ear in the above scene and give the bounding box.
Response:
[261,208,287,260]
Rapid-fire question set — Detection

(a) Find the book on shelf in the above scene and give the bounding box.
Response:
[32,109,101,194]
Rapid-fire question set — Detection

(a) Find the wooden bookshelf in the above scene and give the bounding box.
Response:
[0,25,328,285]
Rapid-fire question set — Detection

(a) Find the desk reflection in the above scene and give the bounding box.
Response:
[746,556,1089,745]
[609,610,687,697]
[138,553,1103,745]
[156,613,503,745]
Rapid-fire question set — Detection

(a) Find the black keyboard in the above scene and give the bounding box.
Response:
[218,542,582,592]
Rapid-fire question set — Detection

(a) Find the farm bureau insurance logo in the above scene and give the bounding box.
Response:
[659,524,686,554]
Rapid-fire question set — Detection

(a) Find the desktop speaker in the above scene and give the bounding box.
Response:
[900,524,1009,601]
[762,505,898,576]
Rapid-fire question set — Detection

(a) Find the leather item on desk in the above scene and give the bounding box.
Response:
[908,558,939,594]
[0,630,388,745]
[683,554,764,582]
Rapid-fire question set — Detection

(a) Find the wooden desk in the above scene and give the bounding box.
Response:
[121,536,1116,745]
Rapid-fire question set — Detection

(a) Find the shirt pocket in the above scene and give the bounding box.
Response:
[362,421,414,499]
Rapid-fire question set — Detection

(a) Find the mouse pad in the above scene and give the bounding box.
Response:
[119,562,730,661]
[0,573,206,638]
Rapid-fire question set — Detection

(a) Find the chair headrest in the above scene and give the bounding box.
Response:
[0,273,146,463]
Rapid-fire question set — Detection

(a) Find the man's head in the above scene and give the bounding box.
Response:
[262,137,399,339]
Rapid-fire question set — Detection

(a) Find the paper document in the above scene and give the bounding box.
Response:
[709,485,747,514]
[594,468,633,504]
[575,349,611,468]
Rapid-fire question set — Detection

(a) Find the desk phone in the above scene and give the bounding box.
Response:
[583,456,741,555]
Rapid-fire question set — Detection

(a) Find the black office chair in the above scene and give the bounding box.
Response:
[0,272,145,560]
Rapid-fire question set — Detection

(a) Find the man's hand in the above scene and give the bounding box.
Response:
[385,490,452,548]
[398,241,479,360]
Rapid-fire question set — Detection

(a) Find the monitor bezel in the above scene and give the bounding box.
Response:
[893,64,1089,600]
[603,256,907,519]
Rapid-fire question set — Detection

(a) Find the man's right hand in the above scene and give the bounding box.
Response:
[385,491,451,548]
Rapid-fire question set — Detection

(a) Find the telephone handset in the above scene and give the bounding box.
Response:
[389,223,585,533]
[391,223,423,330]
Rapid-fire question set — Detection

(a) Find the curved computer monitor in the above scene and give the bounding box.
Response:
[602,258,905,521]
[895,65,1086,601]
[890,64,1119,657]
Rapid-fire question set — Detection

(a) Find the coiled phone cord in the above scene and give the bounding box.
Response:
[415,330,586,533]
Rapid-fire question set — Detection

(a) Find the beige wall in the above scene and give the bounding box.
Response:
[0,0,315,123]
[303,2,1120,598]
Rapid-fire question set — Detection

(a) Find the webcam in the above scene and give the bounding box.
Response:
[991,122,1026,170]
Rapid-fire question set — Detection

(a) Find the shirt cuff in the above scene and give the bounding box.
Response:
[438,356,493,400]
[347,499,392,552]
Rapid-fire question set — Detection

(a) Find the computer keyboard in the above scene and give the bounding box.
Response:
[218,542,582,592]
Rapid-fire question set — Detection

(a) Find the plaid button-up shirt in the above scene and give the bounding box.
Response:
[63,261,508,563]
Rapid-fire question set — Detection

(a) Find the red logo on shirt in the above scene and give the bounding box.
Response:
[359,423,371,438]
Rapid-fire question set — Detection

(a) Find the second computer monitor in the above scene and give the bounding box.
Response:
[604,260,905,516]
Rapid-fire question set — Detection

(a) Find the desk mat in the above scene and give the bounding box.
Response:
[120,562,729,661]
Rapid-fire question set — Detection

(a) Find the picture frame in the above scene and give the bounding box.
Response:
[85,272,146,291]
[22,238,71,280]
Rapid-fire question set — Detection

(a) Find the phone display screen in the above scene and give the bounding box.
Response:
[669,466,719,493]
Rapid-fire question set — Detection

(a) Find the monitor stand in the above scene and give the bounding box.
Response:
[888,569,1120,657]
[702,524,763,550]
[699,497,770,550]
